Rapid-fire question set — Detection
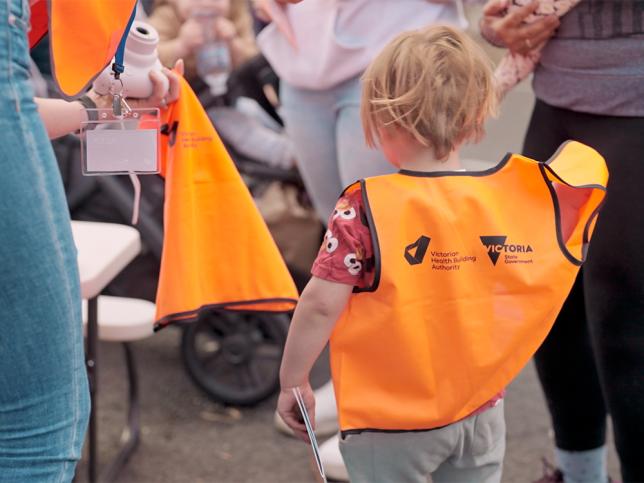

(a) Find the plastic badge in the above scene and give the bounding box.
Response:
[293,387,327,483]
[79,108,160,176]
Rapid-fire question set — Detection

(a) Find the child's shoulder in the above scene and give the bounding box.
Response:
[331,183,373,231]
[315,183,376,287]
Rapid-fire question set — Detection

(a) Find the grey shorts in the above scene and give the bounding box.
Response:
[339,400,506,483]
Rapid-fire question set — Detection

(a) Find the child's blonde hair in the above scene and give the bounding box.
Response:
[361,25,497,161]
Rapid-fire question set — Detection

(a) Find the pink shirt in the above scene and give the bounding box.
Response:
[258,0,467,90]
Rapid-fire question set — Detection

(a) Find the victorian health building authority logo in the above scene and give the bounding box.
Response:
[404,236,477,271]
[480,236,534,266]
[404,236,431,265]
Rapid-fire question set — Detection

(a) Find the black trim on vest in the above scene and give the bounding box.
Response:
[540,164,582,266]
[544,140,571,167]
[543,142,606,192]
[153,297,298,331]
[341,424,449,439]
[538,141,608,266]
[353,179,381,294]
[398,153,512,178]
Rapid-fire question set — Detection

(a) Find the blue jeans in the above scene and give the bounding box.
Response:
[0,0,90,481]
[280,76,394,223]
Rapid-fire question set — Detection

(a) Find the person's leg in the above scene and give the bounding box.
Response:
[432,402,506,483]
[533,273,608,451]
[523,101,609,482]
[280,82,343,223]
[339,426,457,483]
[335,76,395,187]
[568,113,644,482]
[0,2,90,479]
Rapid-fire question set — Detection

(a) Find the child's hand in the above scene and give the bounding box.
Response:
[277,384,316,443]
[178,18,206,56]
[214,16,237,41]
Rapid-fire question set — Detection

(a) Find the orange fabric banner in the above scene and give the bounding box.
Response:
[154,78,298,330]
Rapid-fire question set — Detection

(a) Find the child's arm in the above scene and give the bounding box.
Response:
[277,276,353,441]
[214,17,259,69]
[148,5,202,69]
[157,18,205,68]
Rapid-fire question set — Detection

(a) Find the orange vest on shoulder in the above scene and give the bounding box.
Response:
[30,0,137,99]
[330,141,607,433]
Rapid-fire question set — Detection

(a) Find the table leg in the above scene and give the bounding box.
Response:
[101,343,141,482]
[86,297,99,483]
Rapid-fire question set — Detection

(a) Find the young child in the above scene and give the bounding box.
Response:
[277,25,607,483]
[148,0,296,169]
[148,0,258,82]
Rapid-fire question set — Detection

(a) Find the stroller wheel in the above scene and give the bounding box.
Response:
[181,311,289,406]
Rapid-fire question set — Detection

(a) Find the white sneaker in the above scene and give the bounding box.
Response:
[320,433,349,482]
[274,380,339,438]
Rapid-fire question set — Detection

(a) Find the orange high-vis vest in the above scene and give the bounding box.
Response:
[330,141,607,433]
[154,77,298,329]
[30,0,137,99]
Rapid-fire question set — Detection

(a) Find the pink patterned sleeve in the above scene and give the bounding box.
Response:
[311,187,375,289]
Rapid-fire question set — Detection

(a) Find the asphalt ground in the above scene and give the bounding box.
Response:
[73,327,619,483]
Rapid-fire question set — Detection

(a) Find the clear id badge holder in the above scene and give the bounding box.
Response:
[79,102,161,225]
[80,107,160,176]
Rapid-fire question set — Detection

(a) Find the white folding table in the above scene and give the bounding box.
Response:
[72,221,141,483]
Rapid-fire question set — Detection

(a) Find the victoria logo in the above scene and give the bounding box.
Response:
[404,236,431,265]
[480,236,533,265]
[160,121,179,147]
[480,236,507,265]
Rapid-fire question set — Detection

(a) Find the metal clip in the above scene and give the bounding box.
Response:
[109,77,126,118]
[112,93,123,117]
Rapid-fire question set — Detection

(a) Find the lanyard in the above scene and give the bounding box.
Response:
[111,4,138,79]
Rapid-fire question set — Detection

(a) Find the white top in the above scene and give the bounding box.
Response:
[258,0,467,90]
[72,221,142,299]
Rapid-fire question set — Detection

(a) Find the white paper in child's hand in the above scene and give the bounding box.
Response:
[293,387,327,482]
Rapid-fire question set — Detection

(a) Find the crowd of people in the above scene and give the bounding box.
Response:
[1,0,642,482]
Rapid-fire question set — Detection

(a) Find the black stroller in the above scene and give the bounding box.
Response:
[54,55,320,406]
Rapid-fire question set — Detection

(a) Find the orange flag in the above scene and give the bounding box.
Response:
[154,78,298,330]
[37,0,138,99]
